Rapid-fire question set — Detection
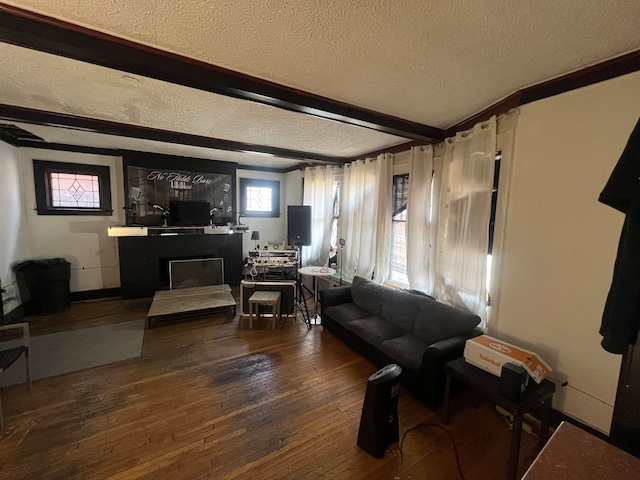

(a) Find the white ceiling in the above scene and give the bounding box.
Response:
[1,0,640,170]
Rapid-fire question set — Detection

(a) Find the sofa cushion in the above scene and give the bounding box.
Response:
[413,301,481,345]
[324,303,369,327]
[346,316,407,345]
[379,334,429,374]
[350,276,387,315]
[379,288,423,331]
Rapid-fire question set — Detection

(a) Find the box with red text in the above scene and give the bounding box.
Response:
[463,335,551,383]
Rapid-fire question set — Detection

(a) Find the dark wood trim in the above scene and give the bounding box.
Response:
[69,287,121,302]
[18,140,122,157]
[239,164,300,174]
[520,49,640,105]
[0,104,347,164]
[346,140,428,161]
[446,49,640,136]
[14,139,302,175]
[0,129,21,147]
[445,94,523,137]
[0,4,442,143]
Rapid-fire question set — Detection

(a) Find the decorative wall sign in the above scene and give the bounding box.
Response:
[123,152,236,226]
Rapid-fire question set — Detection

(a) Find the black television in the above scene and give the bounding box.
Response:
[169,200,210,226]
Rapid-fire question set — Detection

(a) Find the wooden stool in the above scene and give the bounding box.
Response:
[248,291,281,329]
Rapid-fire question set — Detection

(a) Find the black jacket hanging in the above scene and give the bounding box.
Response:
[598,117,640,354]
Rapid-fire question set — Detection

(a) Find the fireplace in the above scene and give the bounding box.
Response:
[117,233,242,299]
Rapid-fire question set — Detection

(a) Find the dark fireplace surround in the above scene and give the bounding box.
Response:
[118,234,243,299]
[117,153,243,299]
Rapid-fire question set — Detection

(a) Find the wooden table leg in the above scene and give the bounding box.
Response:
[508,413,524,480]
[271,302,276,330]
[249,302,254,329]
[539,396,552,449]
[278,299,282,326]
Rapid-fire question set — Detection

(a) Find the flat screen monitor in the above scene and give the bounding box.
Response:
[169,200,210,226]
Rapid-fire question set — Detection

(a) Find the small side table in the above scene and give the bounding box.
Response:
[248,291,281,329]
[443,358,555,480]
[297,266,336,326]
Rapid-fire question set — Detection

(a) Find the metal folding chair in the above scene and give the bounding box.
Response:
[0,323,32,430]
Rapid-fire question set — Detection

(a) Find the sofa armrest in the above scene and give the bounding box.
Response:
[420,328,483,407]
[425,328,483,361]
[319,286,352,309]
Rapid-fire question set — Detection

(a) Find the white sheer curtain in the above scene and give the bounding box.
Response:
[406,145,434,292]
[340,154,393,282]
[301,165,337,266]
[433,117,497,325]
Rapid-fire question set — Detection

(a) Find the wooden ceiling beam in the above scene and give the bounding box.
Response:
[0,104,348,164]
[0,4,444,143]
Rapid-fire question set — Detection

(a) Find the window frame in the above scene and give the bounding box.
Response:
[389,173,410,287]
[239,178,280,218]
[33,159,113,216]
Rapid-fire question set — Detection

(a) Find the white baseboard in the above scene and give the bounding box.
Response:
[553,384,613,435]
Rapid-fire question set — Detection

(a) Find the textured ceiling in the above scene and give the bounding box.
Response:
[0,43,405,158]
[1,0,639,168]
[11,121,305,170]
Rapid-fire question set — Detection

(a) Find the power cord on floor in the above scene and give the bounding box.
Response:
[397,421,466,480]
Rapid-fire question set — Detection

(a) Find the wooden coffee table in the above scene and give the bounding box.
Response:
[147,284,236,328]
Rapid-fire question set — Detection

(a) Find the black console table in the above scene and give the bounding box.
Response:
[117,232,243,299]
[443,358,555,480]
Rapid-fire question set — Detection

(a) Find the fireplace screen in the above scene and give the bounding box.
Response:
[169,258,224,289]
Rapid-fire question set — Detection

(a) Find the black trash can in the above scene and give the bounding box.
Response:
[14,258,71,315]
[357,364,403,458]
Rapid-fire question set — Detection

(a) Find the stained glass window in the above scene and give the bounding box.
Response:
[245,185,272,212]
[239,178,280,217]
[33,160,112,216]
[49,172,101,208]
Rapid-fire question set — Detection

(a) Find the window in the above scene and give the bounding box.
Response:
[239,178,280,217]
[389,174,409,286]
[328,180,340,266]
[486,151,502,303]
[33,160,112,216]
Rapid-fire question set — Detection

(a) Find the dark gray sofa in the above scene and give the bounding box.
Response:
[320,276,482,407]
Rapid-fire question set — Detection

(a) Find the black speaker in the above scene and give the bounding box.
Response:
[287,205,311,246]
[357,364,402,458]
[499,362,530,402]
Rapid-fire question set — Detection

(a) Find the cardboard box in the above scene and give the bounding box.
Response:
[464,335,552,383]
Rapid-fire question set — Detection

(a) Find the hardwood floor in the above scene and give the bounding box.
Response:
[0,293,540,479]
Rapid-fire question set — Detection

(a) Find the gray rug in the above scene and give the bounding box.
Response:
[0,320,145,387]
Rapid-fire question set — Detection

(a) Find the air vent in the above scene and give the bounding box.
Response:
[0,124,45,143]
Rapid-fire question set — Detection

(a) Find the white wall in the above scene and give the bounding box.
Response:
[236,169,289,258]
[493,70,640,434]
[285,169,302,207]
[18,148,124,293]
[0,141,30,313]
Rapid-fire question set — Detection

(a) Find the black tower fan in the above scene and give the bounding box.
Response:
[357,364,402,458]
